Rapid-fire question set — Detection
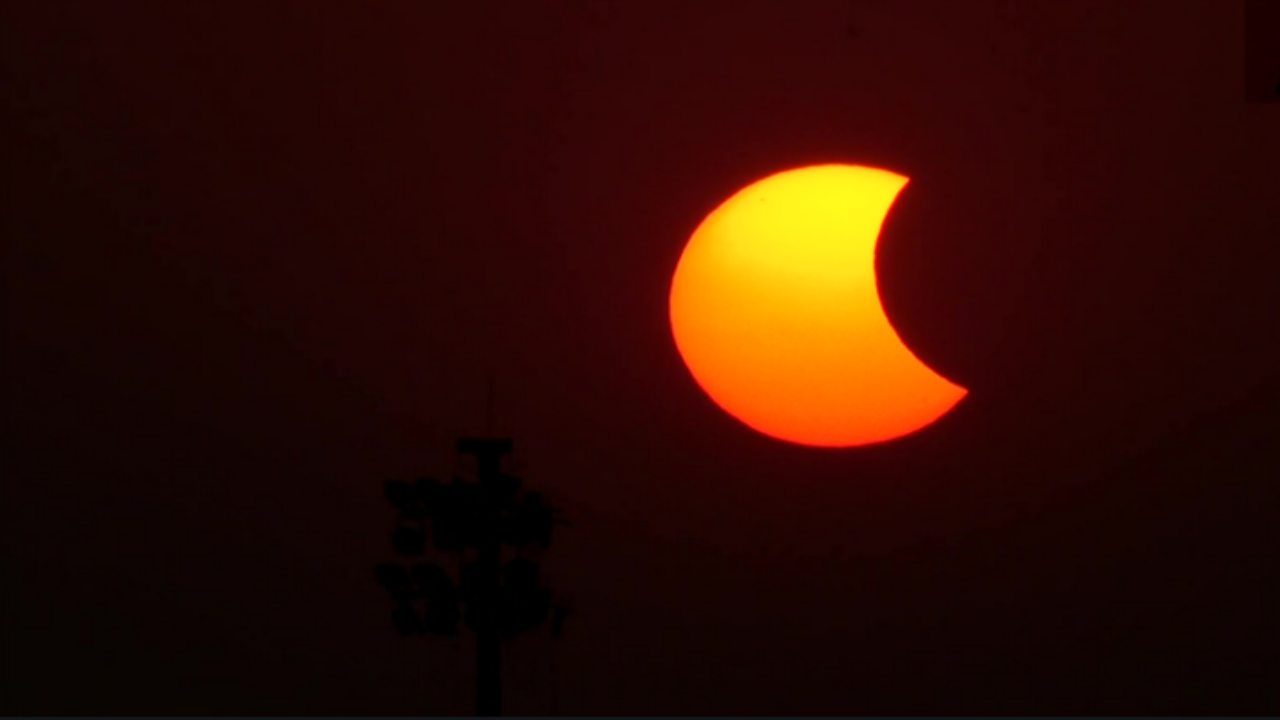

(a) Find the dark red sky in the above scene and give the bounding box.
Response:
[3,0,1278,715]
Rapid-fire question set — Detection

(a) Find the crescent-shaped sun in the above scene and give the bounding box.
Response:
[669,164,967,448]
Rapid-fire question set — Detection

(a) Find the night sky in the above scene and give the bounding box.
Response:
[4,0,1279,715]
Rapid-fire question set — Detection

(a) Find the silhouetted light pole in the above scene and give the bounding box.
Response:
[375,433,569,716]
[459,436,508,717]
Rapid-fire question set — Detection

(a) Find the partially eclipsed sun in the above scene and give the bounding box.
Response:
[668,164,967,448]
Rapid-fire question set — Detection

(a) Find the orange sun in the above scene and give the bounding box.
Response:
[669,164,967,447]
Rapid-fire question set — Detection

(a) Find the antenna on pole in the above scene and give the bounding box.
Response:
[485,369,496,437]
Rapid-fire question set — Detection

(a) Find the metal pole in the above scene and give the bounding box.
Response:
[458,438,510,717]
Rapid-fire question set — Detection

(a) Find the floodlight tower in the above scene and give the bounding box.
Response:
[374,380,569,716]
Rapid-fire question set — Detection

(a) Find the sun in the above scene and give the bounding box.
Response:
[668,164,967,447]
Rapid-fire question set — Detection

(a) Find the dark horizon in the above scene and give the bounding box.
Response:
[4,0,1279,715]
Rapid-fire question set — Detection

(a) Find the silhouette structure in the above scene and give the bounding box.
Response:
[375,436,569,716]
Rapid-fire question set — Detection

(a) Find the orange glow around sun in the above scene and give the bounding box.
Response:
[669,164,967,447]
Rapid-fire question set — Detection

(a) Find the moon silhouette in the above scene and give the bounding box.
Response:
[668,164,967,447]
